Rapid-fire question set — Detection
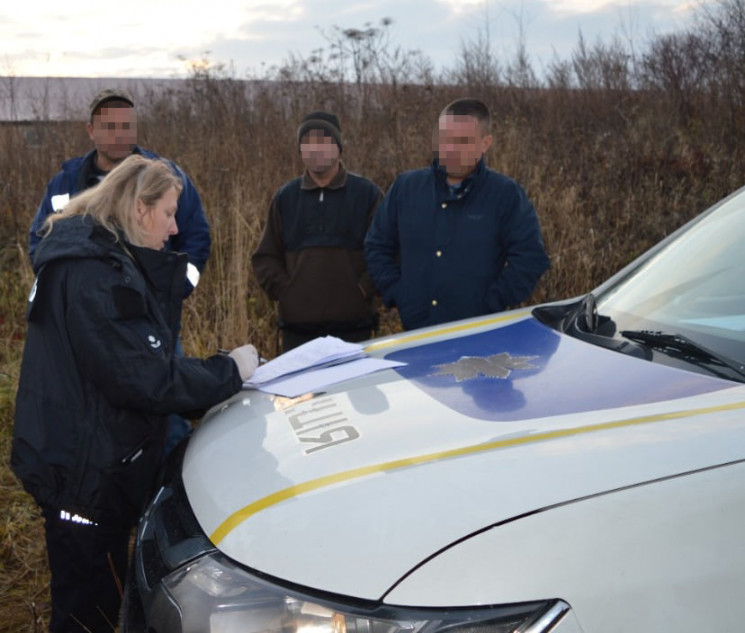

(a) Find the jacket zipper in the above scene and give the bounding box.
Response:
[318,189,325,230]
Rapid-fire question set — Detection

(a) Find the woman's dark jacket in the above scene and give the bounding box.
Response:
[12,216,242,526]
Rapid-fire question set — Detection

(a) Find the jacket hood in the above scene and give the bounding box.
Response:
[33,215,188,337]
[32,215,120,274]
[182,311,745,600]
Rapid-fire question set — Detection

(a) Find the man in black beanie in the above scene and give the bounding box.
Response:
[252,111,383,351]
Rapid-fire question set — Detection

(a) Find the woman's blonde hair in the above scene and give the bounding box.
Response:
[44,154,182,246]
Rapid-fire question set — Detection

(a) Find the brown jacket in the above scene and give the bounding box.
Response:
[252,164,382,329]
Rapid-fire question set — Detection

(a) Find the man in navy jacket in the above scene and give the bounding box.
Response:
[28,88,210,298]
[365,98,549,330]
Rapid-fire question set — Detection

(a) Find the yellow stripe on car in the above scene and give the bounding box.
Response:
[364,310,530,353]
[210,399,745,544]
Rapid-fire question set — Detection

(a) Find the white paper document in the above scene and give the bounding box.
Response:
[242,336,405,396]
[257,357,405,398]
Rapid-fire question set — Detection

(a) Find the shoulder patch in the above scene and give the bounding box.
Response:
[112,285,146,320]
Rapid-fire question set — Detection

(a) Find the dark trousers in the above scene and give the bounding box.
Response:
[43,508,131,632]
[281,327,372,353]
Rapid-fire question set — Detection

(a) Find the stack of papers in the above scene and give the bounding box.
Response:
[243,336,404,397]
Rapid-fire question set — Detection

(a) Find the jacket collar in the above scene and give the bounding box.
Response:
[75,146,146,191]
[432,156,486,201]
[301,161,348,191]
[86,222,186,297]
[125,242,187,296]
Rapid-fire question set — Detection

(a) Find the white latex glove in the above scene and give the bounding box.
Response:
[228,344,259,381]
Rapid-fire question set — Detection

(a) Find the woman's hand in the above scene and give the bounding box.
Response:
[228,344,259,380]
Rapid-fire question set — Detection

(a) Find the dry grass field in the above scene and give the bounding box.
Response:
[3,3,745,629]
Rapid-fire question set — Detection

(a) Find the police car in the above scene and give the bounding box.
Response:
[123,186,745,633]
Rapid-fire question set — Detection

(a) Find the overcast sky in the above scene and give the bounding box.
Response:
[3,0,703,78]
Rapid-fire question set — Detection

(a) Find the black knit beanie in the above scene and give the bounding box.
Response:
[297,111,343,151]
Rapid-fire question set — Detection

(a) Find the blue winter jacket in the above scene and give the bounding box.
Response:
[364,158,550,330]
[28,147,210,297]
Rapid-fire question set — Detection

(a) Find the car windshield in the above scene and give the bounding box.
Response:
[594,188,745,366]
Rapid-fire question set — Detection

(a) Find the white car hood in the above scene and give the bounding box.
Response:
[183,312,745,601]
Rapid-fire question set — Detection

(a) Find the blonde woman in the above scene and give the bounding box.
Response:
[12,155,257,632]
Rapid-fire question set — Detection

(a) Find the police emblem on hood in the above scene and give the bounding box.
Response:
[433,352,538,381]
[386,319,731,422]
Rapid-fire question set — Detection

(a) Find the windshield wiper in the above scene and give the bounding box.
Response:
[534,294,650,359]
[620,329,745,381]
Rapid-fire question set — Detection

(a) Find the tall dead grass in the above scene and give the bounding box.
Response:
[4,3,745,628]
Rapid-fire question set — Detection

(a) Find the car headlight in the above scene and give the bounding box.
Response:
[162,552,565,633]
[125,445,570,633]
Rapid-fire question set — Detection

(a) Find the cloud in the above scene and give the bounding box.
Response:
[435,0,487,15]
[547,0,702,28]
[549,0,683,14]
[1,0,309,76]
[1,0,705,77]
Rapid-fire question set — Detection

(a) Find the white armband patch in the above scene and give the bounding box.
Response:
[51,193,70,212]
[186,263,201,288]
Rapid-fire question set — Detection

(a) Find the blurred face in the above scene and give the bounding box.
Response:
[300,130,340,175]
[137,186,179,250]
[436,114,492,183]
[87,103,138,171]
